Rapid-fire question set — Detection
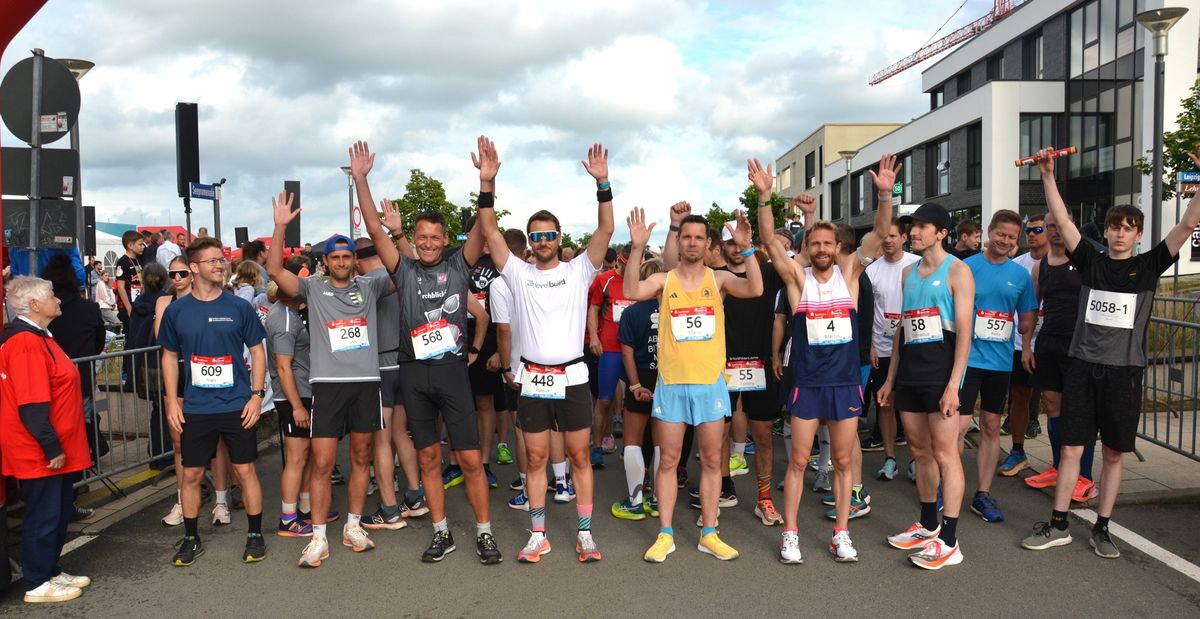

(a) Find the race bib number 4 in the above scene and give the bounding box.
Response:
[670,306,716,342]
[328,318,369,352]
[521,363,566,399]
[903,307,943,344]
[411,320,455,360]
[806,308,852,346]
[973,309,1014,342]
[612,300,633,323]
[882,312,901,338]
[190,355,234,389]
[1084,289,1136,330]
[726,359,766,392]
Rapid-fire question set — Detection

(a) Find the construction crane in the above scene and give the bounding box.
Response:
[869,0,1021,85]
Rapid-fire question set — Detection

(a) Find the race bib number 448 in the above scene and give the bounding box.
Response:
[521,363,566,400]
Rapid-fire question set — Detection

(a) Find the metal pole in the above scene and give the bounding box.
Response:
[1151,52,1166,247]
[213,182,222,242]
[71,113,83,260]
[28,49,44,276]
[347,181,354,238]
[1173,174,1182,293]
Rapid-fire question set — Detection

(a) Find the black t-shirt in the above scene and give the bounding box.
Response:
[950,247,980,260]
[467,253,501,358]
[857,269,873,364]
[721,260,782,359]
[114,255,142,312]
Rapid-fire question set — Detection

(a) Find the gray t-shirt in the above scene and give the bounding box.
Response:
[371,267,402,370]
[265,301,312,399]
[298,272,390,382]
[394,253,472,365]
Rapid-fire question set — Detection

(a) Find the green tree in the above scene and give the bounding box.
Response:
[739,186,786,240]
[704,202,735,230]
[576,231,594,249]
[390,168,464,237]
[1136,78,1200,201]
[559,232,579,249]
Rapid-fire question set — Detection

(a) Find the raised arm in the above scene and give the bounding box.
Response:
[471,135,510,272]
[267,191,301,299]
[790,194,819,269]
[717,209,764,299]
[582,143,616,269]
[748,158,802,288]
[378,199,417,260]
[624,206,666,300]
[661,201,690,271]
[858,153,902,263]
[349,141,400,272]
[1037,147,1081,252]
[1165,147,1200,256]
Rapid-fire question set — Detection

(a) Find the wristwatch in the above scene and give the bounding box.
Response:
[469,346,480,355]
[251,388,267,398]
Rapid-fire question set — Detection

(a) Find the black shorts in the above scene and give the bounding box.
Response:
[399,362,479,451]
[584,349,600,400]
[868,357,892,393]
[624,368,658,415]
[468,361,506,403]
[275,398,314,438]
[380,368,403,408]
[729,357,780,422]
[1011,349,1034,387]
[310,381,383,438]
[1060,361,1142,453]
[503,382,520,416]
[895,384,946,415]
[959,367,1010,415]
[1033,334,1073,393]
[180,411,258,467]
[518,383,593,433]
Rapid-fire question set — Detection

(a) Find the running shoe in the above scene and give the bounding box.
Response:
[970,492,1005,522]
[998,450,1028,477]
[825,494,872,520]
[772,418,784,436]
[367,475,379,496]
[907,459,917,482]
[1025,418,1042,439]
[342,523,376,552]
[331,465,345,485]
[895,433,907,447]
[697,531,739,560]
[508,492,530,511]
[517,532,551,563]
[1090,527,1120,559]
[729,453,749,477]
[477,532,503,564]
[23,581,82,603]
[829,530,859,562]
[172,536,204,567]
[643,497,659,518]
[644,532,676,563]
[601,436,617,454]
[999,415,1011,436]
[402,493,430,518]
[909,539,962,570]
[591,447,605,469]
[297,538,329,568]
[611,499,647,521]
[362,506,408,530]
[1021,522,1072,550]
[497,443,513,465]
[49,572,90,588]
[779,530,802,564]
[277,517,313,538]
[486,468,498,489]
[719,489,738,508]
[243,533,267,563]
[822,486,872,507]
[688,486,701,500]
[754,498,783,526]
[422,530,456,562]
[696,511,719,528]
[744,440,756,455]
[676,466,688,489]
[1072,478,1099,503]
[878,457,898,481]
[212,502,231,526]
[1024,467,1058,489]
[298,510,340,523]
[811,470,831,493]
[162,502,184,527]
[442,466,464,489]
[860,436,885,452]
[553,482,576,504]
[509,477,525,491]
[887,522,941,550]
[576,531,602,562]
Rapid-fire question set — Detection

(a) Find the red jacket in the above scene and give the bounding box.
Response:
[0,319,91,479]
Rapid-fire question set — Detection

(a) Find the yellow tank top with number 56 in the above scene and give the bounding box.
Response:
[658,268,725,385]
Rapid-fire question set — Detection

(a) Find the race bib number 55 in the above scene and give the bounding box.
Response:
[191,355,233,389]
[726,359,766,392]
[521,363,566,400]
[670,306,716,341]
[328,318,369,352]
[1085,289,1136,330]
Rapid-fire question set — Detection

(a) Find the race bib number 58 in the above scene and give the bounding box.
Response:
[903,307,943,344]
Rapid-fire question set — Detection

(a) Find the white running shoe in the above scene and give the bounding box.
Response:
[779,530,802,564]
[829,530,859,562]
[211,502,231,526]
[297,538,330,568]
[23,581,81,603]
[342,523,376,552]
[161,502,184,527]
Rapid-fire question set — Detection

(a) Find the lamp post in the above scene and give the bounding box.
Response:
[212,177,226,242]
[838,150,857,222]
[340,165,355,238]
[1136,6,1188,246]
[58,58,93,273]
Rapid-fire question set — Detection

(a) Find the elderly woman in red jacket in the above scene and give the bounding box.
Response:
[0,276,93,604]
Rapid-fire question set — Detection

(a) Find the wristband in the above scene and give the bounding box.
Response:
[669,225,681,233]
[596,181,611,190]
[501,367,512,374]
[740,247,756,258]
[469,345,480,355]
[597,189,614,202]
[630,383,643,391]
[477,191,495,209]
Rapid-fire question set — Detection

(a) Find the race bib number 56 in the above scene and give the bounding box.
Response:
[328,318,369,352]
[671,306,716,341]
[191,355,233,389]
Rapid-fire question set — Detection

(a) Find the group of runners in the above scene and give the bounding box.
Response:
[153,138,1200,569]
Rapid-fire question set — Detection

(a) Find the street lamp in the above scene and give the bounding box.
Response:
[339,165,355,239]
[1136,6,1188,246]
[838,150,857,222]
[59,59,93,266]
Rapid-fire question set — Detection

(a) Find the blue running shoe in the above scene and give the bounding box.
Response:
[998,449,1028,477]
[442,466,464,489]
[825,493,871,520]
[970,492,1004,522]
[553,482,576,504]
[591,447,605,469]
[744,440,756,455]
[508,492,530,511]
[485,468,498,489]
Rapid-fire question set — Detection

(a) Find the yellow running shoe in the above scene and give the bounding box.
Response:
[697,531,739,560]
[644,533,676,563]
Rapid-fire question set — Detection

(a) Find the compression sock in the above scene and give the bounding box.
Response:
[624,446,645,504]
[530,507,546,533]
[1047,417,1062,468]
[939,516,959,547]
[577,504,593,531]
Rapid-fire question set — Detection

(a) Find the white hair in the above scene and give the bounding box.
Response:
[7,276,53,318]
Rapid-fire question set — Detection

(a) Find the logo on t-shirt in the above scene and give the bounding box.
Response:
[208,317,233,323]
[702,288,713,297]
[349,290,363,305]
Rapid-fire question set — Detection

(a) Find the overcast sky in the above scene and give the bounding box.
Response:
[1,0,993,245]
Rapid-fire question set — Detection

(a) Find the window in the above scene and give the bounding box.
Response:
[931,87,944,110]
[831,180,844,221]
[818,146,823,182]
[779,165,792,190]
[986,54,1003,81]
[852,172,865,216]
[1022,30,1043,79]
[966,124,982,189]
[1071,8,1083,77]
[926,138,949,197]
[1100,0,1116,66]
[804,151,816,189]
[956,71,971,96]
[901,152,913,203]
[1019,115,1058,181]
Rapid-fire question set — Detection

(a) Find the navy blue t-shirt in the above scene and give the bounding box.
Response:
[158,291,267,414]
[618,299,659,370]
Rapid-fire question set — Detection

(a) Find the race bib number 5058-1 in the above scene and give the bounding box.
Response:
[1084,289,1136,330]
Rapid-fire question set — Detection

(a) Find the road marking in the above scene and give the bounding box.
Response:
[61,534,98,557]
[1072,508,1200,585]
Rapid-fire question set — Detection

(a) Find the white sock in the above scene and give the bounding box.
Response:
[347,513,361,527]
[623,446,645,504]
[312,524,327,541]
[433,518,449,533]
[477,521,492,536]
[281,501,297,515]
[552,461,568,486]
[215,490,228,505]
[298,493,311,514]
[519,472,527,488]
[177,490,182,503]
[733,442,747,457]
[818,426,832,472]
[651,446,661,485]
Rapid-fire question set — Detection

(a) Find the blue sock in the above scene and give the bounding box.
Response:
[1047,417,1061,468]
[701,526,716,537]
[1080,441,1096,481]
[660,527,674,536]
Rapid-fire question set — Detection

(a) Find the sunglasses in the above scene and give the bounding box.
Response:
[1025,226,1045,234]
[529,231,559,243]
[169,270,191,279]
[192,257,229,267]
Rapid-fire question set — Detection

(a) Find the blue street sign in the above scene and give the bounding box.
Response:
[1179,171,1200,183]
[189,182,216,200]
[455,233,467,241]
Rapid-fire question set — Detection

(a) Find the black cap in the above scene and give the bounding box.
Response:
[900,202,952,231]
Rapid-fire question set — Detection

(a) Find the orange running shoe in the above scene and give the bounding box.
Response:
[576,531,602,563]
[517,532,551,563]
[1071,477,1098,503]
[1024,467,1058,489]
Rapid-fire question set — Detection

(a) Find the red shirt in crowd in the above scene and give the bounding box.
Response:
[588,269,629,354]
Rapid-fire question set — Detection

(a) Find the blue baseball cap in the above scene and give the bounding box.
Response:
[324,234,354,255]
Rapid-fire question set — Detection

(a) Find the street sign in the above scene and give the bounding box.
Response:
[892,182,903,195]
[0,55,80,146]
[1178,171,1200,183]
[189,182,216,200]
[1183,183,1200,196]
[456,234,467,241]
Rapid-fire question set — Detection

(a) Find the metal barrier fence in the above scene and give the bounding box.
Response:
[1143,311,1200,462]
[73,340,173,495]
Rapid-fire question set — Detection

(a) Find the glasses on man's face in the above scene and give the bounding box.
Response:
[169,270,191,279]
[529,231,559,243]
[192,257,228,267]
[1025,226,1045,235]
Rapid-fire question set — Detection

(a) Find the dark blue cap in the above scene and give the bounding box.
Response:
[324,234,354,255]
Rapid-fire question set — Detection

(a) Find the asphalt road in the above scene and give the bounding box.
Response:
[3,435,1199,616]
